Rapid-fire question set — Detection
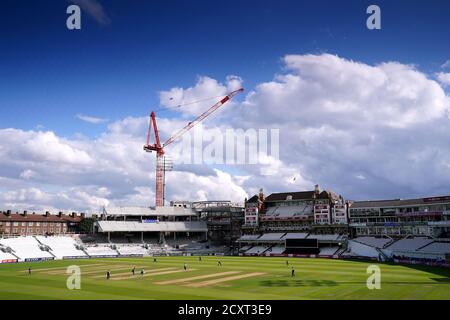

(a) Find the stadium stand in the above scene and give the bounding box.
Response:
[97,221,207,232]
[0,250,17,262]
[264,204,313,218]
[238,234,260,241]
[245,246,269,255]
[265,246,285,254]
[385,237,434,251]
[239,245,251,252]
[418,241,450,254]
[116,245,148,256]
[318,247,340,256]
[281,232,309,239]
[257,233,286,241]
[344,240,380,258]
[84,245,118,257]
[0,237,54,261]
[35,236,87,259]
[104,206,197,217]
[354,237,393,248]
[307,234,344,241]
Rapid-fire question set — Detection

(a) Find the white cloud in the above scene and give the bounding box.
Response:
[159,75,241,117]
[70,0,111,26]
[436,72,450,86]
[442,60,450,69]
[76,114,109,124]
[19,170,38,180]
[233,54,450,199]
[2,53,450,212]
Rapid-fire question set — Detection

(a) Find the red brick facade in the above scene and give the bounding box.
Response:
[0,210,84,236]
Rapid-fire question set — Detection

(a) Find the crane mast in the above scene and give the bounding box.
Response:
[144,88,244,207]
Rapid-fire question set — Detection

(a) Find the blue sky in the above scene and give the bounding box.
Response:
[1,0,450,137]
[1,0,450,210]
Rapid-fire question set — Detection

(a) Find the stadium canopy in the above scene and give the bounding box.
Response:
[103,206,197,217]
[96,221,207,233]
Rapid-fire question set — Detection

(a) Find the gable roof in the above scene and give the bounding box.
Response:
[247,195,259,203]
[265,191,316,202]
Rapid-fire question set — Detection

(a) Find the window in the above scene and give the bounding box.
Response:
[43,222,47,226]
[13,228,18,233]
[21,222,26,226]
[5,222,10,226]
[36,222,40,226]
[28,222,34,226]
[13,222,19,226]
[21,228,25,233]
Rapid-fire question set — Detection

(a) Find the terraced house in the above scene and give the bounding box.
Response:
[0,210,84,236]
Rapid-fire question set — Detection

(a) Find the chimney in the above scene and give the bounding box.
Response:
[80,213,86,219]
[258,188,265,202]
[23,210,28,217]
[58,211,63,218]
[314,184,320,195]
[45,211,50,217]
[6,210,11,217]
[71,212,76,218]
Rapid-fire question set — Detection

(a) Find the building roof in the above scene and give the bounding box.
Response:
[103,206,197,217]
[265,190,335,202]
[247,195,259,203]
[0,212,83,222]
[96,221,207,232]
[350,195,450,209]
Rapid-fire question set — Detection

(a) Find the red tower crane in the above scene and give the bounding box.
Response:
[144,88,244,207]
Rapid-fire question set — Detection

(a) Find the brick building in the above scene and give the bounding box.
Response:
[0,210,84,236]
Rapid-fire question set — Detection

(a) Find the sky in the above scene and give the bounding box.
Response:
[1,0,450,212]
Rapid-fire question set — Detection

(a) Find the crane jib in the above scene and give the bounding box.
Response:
[145,88,244,207]
[220,96,230,104]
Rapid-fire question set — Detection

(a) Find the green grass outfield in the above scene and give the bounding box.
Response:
[0,256,449,300]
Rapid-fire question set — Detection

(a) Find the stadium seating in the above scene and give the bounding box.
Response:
[97,221,207,232]
[266,246,285,254]
[238,235,260,241]
[385,237,434,251]
[245,246,269,255]
[344,240,380,258]
[282,232,309,239]
[116,245,148,256]
[35,236,87,259]
[307,234,343,241]
[0,250,17,262]
[265,204,313,218]
[318,247,339,256]
[418,242,450,254]
[257,233,286,241]
[0,237,54,261]
[354,237,392,248]
[84,245,118,257]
